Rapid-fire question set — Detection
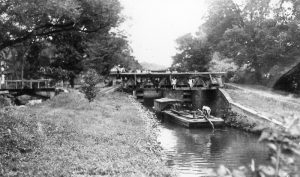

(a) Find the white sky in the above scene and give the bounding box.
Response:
[119,0,209,67]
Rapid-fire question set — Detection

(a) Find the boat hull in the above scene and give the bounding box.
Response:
[162,110,224,128]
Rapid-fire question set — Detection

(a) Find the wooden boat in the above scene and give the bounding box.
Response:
[154,98,224,128]
[162,110,224,128]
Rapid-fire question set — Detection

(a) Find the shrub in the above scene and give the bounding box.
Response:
[81,69,100,102]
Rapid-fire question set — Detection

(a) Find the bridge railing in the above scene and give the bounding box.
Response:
[110,72,226,90]
[1,79,55,89]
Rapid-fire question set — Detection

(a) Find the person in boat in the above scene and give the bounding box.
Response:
[202,106,211,117]
[171,77,177,89]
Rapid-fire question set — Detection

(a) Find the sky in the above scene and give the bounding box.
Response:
[119,0,209,67]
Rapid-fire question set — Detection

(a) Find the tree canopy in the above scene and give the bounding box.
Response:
[0,0,141,82]
[172,0,300,84]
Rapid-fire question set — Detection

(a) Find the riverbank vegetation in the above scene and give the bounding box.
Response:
[0,0,141,84]
[171,0,300,88]
[0,90,174,176]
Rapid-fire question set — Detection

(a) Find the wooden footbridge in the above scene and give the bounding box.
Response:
[110,72,226,103]
[0,79,55,90]
[110,72,226,90]
[0,79,57,98]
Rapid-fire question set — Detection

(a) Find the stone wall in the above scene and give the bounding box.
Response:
[218,89,285,132]
[162,90,184,100]
[143,90,163,98]
[192,89,229,117]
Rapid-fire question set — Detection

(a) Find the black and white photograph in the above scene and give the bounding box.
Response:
[0,0,300,176]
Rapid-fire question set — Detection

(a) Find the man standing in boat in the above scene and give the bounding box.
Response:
[202,106,211,117]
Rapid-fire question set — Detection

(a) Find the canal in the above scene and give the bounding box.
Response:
[144,98,269,177]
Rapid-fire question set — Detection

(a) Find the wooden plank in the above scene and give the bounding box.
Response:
[0,90,9,94]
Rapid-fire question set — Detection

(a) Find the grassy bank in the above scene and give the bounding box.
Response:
[225,87,300,124]
[0,90,174,176]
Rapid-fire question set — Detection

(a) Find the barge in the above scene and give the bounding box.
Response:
[154,98,224,128]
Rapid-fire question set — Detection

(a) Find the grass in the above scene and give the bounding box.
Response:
[0,90,174,177]
[225,87,300,124]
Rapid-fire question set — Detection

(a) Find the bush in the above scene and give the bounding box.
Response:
[81,69,100,102]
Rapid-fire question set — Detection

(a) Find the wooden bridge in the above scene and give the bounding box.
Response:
[0,79,57,98]
[0,79,55,90]
[110,72,226,90]
[110,72,226,103]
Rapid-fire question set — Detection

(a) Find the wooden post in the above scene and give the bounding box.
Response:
[134,74,137,86]
[37,81,40,89]
[30,81,33,89]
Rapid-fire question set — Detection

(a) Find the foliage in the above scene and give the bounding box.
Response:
[81,69,100,102]
[39,66,71,81]
[208,53,238,72]
[85,31,142,75]
[0,0,139,80]
[0,0,121,50]
[173,0,300,84]
[172,33,211,72]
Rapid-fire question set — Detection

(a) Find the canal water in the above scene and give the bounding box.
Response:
[144,98,269,177]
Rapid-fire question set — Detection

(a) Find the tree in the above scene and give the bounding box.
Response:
[0,0,139,82]
[172,33,211,72]
[190,0,300,83]
[0,0,122,50]
[85,32,141,75]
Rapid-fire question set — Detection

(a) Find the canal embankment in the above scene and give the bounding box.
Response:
[0,89,174,176]
[219,83,300,134]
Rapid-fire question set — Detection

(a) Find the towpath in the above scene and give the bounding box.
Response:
[224,83,300,124]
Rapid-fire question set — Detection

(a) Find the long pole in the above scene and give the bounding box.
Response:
[198,109,214,129]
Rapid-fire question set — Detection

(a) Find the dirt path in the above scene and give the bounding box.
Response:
[227,83,300,105]
[98,85,120,94]
[225,83,300,123]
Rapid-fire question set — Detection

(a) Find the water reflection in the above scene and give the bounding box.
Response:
[143,98,269,177]
[157,123,269,177]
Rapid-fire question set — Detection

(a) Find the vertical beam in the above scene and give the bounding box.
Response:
[209,74,213,83]
[134,74,137,86]
[169,74,172,88]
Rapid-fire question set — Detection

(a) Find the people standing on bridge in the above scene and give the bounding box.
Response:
[171,78,177,89]
[188,78,194,89]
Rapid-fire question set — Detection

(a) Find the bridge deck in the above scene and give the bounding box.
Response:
[0,79,55,90]
[111,72,226,90]
[110,72,226,77]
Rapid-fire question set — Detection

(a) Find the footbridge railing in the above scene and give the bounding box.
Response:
[1,79,55,90]
[110,72,226,90]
